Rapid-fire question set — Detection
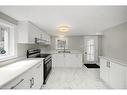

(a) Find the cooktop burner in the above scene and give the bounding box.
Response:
[27,49,51,58]
[36,54,51,58]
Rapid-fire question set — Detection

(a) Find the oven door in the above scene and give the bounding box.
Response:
[44,57,52,84]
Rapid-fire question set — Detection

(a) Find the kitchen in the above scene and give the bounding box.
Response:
[0,6,127,89]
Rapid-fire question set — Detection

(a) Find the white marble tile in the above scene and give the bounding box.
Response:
[42,66,108,89]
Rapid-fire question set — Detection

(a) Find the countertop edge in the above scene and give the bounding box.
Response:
[0,58,44,88]
[99,56,127,67]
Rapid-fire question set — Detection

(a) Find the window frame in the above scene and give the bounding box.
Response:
[0,19,17,62]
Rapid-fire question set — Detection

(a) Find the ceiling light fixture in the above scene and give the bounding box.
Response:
[57,24,71,32]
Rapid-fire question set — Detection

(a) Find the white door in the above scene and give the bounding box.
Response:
[84,36,98,64]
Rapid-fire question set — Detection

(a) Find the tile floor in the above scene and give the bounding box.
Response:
[42,66,108,89]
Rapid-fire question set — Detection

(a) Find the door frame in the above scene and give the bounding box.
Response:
[84,36,98,64]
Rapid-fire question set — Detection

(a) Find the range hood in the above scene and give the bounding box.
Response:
[35,38,49,45]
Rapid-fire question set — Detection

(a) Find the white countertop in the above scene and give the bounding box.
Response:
[99,56,127,67]
[41,50,83,54]
[0,58,44,88]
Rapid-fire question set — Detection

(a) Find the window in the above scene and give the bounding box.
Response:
[0,25,9,55]
[0,19,17,60]
[56,38,68,50]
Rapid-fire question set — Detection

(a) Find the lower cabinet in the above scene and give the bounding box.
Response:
[109,62,125,89]
[30,62,42,89]
[52,54,65,67]
[2,75,29,89]
[100,58,109,84]
[125,69,127,89]
[100,57,126,89]
[52,53,82,68]
[2,61,43,89]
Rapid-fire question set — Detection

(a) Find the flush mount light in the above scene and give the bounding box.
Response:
[57,24,71,32]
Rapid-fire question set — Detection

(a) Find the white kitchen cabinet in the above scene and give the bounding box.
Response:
[2,72,30,89]
[18,21,50,44]
[64,54,72,67]
[109,62,125,89]
[52,54,64,67]
[52,53,82,68]
[43,32,51,45]
[74,54,82,67]
[100,57,126,89]
[65,54,82,68]
[30,62,42,89]
[100,58,109,84]
[2,61,43,89]
[18,21,40,44]
[125,68,127,88]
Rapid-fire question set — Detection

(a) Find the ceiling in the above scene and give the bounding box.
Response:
[0,6,127,36]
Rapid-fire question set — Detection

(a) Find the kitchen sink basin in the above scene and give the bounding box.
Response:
[58,51,71,53]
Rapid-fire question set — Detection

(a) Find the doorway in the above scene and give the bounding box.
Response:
[84,36,98,64]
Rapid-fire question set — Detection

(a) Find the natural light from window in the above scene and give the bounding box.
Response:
[0,19,17,61]
[0,25,9,55]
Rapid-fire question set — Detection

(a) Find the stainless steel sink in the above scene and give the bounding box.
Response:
[58,51,71,53]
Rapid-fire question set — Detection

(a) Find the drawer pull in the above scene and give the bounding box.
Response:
[30,77,34,88]
[10,79,24,89]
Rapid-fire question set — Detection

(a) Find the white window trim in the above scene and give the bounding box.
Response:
[0,19,17,62]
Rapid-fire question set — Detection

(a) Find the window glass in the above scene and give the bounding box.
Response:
[0,25,9,55]
[87,39,95,61]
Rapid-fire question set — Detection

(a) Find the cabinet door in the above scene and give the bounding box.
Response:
[30,62,42,89]
[74,54,82,68]
[65,54,72,67]
[100,58,109,84]
[52,54,57,68]
[56,54,64,67]
[109,62,125,89]
[28,22,39,43]
[2,73,30,89]
[125,68,127,88]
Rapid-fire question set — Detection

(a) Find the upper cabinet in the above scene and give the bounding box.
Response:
[17,21,50,44]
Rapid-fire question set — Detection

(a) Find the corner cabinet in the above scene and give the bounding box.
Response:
[1,61,43,89]
[100,57,126,89]
[18,21,50,44]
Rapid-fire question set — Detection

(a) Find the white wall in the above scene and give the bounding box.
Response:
[102,22,127,62]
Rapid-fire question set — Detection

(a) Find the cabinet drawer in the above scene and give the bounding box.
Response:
[2,74,28,89]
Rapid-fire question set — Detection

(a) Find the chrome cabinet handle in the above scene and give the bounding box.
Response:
[30,79,33,88]
[32,77,34,86]
[11,79,24,89]
[30,77,34,88]
[108,62,110,68]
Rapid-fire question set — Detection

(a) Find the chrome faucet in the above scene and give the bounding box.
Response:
[63,40,66,52]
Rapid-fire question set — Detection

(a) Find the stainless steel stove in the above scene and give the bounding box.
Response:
[27,49,52,84]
